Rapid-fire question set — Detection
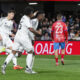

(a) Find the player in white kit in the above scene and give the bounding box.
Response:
[1,7,40,74]
[1,10,23,74]
[29,11,45,41]
[28,11,45,71]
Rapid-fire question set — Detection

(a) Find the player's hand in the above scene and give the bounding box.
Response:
[29,28,34,32]
[11,34,15,37]
[65,40,68,44]
[34,11,38,16]
[52,40,54,42]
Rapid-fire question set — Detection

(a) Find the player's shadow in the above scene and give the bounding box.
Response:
[64,62,80,65]
[38,70,58,74]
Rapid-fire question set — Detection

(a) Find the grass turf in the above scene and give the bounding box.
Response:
[0,55,80,80]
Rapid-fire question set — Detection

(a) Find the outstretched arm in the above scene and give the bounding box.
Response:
[28,28,42,36]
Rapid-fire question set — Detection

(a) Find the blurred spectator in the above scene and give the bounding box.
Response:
[70,30,75,40]
[41,32,50,40]
[69,15,73,25]
[62,16,66,22]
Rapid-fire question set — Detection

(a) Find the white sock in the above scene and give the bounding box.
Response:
[31,55,35,69]
[4,53,14,67]
[26,54,33,70]
[12,56,17,67]
[6,49,17,67]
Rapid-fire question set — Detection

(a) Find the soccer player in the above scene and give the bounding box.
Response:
[28,11,45,69]
[51,14,68,66]
[1,7,39,74]
[29,11,45,40]
[0,10,23,73]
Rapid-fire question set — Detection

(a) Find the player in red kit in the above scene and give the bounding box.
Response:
[51,14,68,66]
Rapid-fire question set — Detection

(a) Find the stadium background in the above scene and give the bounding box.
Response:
[0,1,80,80]
[0,1,80,55]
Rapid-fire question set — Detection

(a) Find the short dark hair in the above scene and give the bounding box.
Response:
[24,6,34,15]
[8,10,16,14]
[57,14,62,20]
[36,10,44,17]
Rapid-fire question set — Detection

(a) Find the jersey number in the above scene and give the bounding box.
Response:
[18,21,23,30]
[56,23,63,33]
[18,23,22,30]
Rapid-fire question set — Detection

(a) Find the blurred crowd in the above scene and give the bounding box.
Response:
[36,15,80,41]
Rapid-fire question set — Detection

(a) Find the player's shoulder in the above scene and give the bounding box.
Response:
[31,18,38,22]
[0,17,6,21]
[22,15,30,20]
[57,21,66,26]
[21,15,31,24]
[31,18,38,25]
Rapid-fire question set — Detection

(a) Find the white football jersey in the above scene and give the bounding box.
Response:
[17,15,32,36]
[0,17,13,36]
[29,18,39,40]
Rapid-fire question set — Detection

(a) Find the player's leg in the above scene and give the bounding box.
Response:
[54,42,59,66]
[0,34,5,52]
[26,50,35,73]
[22,39,36,74]
[12,52,23,70]
[5,48,22,70]
[1,52,14,74]
[26,51,37,74]
[12,50,23,70]
[13,46,24,70]
[12,42,23,70]
[30,52,35,69]
[30,41,35,69]
[60,42,65,65]
[1,37,15,74]
[1,41,19,74]
[3,39,19,69]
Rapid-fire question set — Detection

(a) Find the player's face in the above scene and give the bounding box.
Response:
[8,12,15,20]
[30,13,34,18]
[39,14,45,21]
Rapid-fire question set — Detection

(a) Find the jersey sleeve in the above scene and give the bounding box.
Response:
[31,19,38,30]
[7,21,13,35]
[63,23,67,31]
[25,18,32,28]
[31,19,36,27]
[63,23,68,41]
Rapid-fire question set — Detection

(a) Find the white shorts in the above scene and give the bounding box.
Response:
[0,33,13,48]
[12,32,34,53]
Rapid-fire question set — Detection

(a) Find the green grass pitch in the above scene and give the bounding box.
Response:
[0,55,80,80]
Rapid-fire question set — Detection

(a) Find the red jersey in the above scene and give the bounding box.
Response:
[51,21,68,42]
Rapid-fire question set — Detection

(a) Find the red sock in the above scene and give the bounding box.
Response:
[61,54,64,60]
[55,58,58,63]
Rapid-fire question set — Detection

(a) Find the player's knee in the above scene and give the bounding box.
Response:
[61,49,65,54]
[27,47,34,54]
[55,49,58,53]
[33,52,35,56]
[28,50,33,54]
[0,35,2,41]
[12,50,17,54]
